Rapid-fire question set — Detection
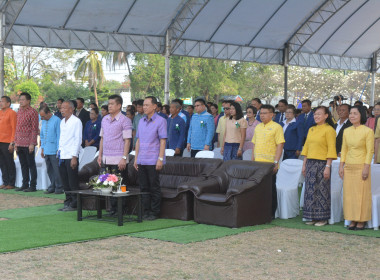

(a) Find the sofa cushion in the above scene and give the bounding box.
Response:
[210,160,274,193]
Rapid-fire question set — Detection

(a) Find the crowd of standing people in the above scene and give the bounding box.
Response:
[0,92,379,228]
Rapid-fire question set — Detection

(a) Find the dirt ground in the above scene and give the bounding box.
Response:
[0,194,379,280]
[0,193,62,211]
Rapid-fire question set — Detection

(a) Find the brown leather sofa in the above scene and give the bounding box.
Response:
[127,156,223,220]
[179,160,274,228]
[78,155,223,220]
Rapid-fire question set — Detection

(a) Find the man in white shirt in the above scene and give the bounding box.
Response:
[334,104,351,157]
[58,100,83,211]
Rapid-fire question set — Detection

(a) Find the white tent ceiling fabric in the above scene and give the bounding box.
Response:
[1,0,380,72]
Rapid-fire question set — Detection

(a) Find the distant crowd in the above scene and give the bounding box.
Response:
[0,92,378,227]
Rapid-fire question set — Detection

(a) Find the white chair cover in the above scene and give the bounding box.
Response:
[242,149,252,161]
[275,159,303,219]
[14,157,22,188]
[78,146,97,171]
[212,147,224,159]
[0,169,3,185]
[129,151,136,156]
[94,151,99,159]
[35,147,50,190]
[165,149,175,156]
[182,149,191,158]
[195,150,214,158]
[370,164,380,230]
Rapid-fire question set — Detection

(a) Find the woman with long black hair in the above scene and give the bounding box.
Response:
[301,106,337,227]
[220,102,247,161]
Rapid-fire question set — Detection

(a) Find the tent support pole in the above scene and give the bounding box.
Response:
[370,52,377,106]
[284,65,288,101]
[371,72,375,106]
[164,30,171,104]
[0,12,4,97]
[283,44,289,101]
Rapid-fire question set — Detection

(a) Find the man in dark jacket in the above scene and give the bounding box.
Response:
[334,104,352,157]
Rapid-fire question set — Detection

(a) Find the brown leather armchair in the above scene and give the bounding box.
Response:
[180,160,274,228]
[127,156,223,220]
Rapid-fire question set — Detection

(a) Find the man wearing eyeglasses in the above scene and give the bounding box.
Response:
[216,100,232,147]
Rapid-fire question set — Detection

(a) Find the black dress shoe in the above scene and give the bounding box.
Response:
[62,206,77,212]
[54,191,64,194]
[15,187,28,192]
[44,190,54,194]
[145,215,158,221]
[24,188,37,192]
[347,226,356,230]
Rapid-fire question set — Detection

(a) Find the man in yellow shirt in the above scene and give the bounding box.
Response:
[251,104,285,218]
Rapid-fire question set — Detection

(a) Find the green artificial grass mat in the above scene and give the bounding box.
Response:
[0,203,63,219]
[271,215,380,238]
[0,189,65,200]
[0,210,195,253]
[129,223,274,244]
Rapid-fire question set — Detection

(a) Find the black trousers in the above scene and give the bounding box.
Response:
[190,149,202,158]
[0,142,16,186]
[17,146,37,189]
[138,165,161,216]
[59,159,79,208]
[104,164,128,213]
[272,173,278,217]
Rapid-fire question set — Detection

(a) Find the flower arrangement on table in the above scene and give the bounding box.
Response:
[88,172,122,192]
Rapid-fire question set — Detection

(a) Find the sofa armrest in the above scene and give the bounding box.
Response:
[178,178,220,196]
[226,181,260,198]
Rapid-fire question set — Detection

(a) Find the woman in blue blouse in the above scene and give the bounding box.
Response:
[84,108,101,150]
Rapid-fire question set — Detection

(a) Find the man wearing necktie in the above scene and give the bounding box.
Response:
[296,99,315,144]
[274,99,288,124]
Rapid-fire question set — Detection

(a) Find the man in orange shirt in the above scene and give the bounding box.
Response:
[0,96,17,189]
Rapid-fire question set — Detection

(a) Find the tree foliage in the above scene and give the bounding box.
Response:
[14,79,40,105]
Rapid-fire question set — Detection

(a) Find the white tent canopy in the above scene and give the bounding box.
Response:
[1,0,379,101]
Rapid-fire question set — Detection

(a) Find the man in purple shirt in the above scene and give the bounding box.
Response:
[98,94,132,215]
[133,96,167,220]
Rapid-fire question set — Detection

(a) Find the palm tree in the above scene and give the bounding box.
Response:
[74,51,105,105]
[105,52,135,99]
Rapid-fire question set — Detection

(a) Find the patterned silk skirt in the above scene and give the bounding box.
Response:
[303,159,331,221]
[343,164,372,222]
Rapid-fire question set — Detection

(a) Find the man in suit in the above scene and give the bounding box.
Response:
[281,106,304,160]
[334,104,352,157]
[274,99,288,124]
[251,98,262,122]
[75,97,90,130]
[296,99,315,143]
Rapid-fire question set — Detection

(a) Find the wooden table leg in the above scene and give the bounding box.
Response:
[97,196,102,219]
[137,194,142,223]
[117,196,123,226]
[77,193,82,221]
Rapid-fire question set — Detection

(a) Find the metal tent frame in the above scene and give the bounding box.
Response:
[1,0,379,104]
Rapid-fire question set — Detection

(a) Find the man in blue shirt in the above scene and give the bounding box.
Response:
[167,101,186,156]
[186,98,215,157]
[54,98,64,119]
[39,105,63,194]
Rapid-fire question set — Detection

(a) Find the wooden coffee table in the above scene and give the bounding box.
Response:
[66,190,148,226]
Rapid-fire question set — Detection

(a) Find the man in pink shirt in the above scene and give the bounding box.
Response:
[98,94,132,215]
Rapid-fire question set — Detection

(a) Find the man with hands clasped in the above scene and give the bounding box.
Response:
[134,96,167,221]
[251,105,285,218]
[58,101,82,211]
